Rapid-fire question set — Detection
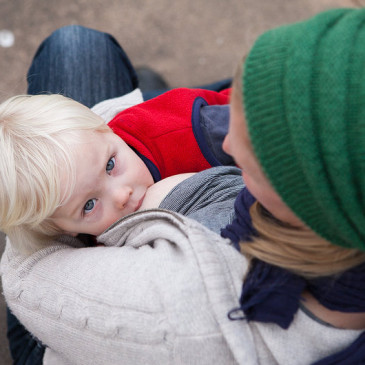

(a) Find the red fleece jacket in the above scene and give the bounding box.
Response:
[108,88,230,180]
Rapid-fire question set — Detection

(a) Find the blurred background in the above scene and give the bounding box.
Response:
[0,0,362,363]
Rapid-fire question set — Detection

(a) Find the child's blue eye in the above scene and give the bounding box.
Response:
[84,199,96,214]
[106,157,115,173]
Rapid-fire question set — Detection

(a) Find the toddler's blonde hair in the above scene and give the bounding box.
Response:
[0,94,109,254]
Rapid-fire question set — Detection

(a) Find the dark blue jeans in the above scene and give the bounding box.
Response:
[7,24,232,364]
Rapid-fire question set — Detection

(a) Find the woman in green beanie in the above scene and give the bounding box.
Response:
[221,7,365,364]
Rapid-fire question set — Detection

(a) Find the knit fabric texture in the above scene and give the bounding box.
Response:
[243,8,365,250]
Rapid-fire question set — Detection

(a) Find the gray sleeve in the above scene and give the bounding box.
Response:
[159,166,244,234]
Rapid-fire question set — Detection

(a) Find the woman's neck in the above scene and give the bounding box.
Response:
[301,290,365,330]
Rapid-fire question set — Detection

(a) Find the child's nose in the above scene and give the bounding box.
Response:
[112,186,132,210]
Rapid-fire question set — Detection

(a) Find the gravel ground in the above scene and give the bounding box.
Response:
[0,1,361,363]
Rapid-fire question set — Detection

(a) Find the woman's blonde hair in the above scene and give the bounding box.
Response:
[233,62,365,278]
[240,202,365,278]
[0,94,109,254]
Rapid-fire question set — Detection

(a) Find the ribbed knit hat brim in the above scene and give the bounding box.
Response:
[244,8,365,250]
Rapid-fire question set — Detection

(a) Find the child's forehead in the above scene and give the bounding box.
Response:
[61,129,110,174]
[58,130,111,204]
[66,128,111,147]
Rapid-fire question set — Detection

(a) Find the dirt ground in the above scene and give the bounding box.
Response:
[0,1,362,363]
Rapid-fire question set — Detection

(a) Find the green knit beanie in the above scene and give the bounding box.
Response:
[243,8,365,251]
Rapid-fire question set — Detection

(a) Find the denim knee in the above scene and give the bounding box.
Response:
[50,24,86,36]
[27,23,138,104]
[43,24,108,54]
[29,25,93,64]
